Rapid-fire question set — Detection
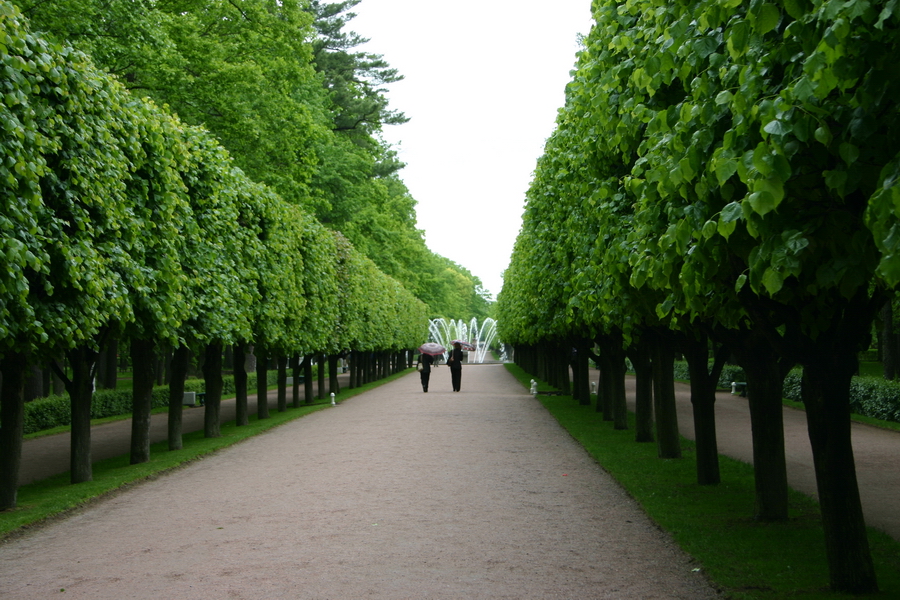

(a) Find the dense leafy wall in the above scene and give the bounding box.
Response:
[0,1,427,362]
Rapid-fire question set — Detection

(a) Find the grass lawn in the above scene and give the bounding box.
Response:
[1,369,412,540]
[506,364,900,600]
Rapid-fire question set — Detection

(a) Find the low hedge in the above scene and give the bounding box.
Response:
[22,371,280,434]
[674,362,900,425]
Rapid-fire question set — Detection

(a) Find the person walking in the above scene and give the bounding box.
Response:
[447,341,464,392]
[417,352,434,392]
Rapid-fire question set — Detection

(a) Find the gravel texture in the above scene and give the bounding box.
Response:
[0,364,719,599]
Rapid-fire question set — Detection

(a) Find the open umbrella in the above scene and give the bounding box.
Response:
[451,340,476,351]
[418,342,446,355]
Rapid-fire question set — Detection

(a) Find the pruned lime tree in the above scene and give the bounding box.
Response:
[500,0,900,592]
[0,2,429,511]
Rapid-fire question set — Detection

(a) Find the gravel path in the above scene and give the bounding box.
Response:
[0,364,718,599]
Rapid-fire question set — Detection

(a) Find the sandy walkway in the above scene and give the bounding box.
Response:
[0,364,718,599]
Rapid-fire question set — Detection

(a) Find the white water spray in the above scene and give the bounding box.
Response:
[427,318,499,363]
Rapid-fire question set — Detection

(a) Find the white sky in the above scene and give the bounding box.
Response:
[351,0,594,300]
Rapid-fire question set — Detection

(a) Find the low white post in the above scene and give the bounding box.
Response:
[330,392,336,406]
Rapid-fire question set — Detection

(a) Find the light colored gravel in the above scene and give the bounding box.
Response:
[0,364,719,599]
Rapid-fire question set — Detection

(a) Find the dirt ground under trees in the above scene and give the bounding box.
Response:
[1,364,720,599]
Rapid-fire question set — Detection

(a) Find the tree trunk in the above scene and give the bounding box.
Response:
[803,357,877,592]
[291,355,302,408]
[233,342,249,427]
[0,351,27,510]
[277,354,288,412]
[349,351,357,389]
[168,345,189,450]
[50,356,65,395]
[130,338,156,464]
[730,332,790,520]
[573,338,591,406]
[203,342,224,438]
[317,353,326,399]
[682,334,724,485]
[256,346,270,420]
[66,344,100,484]
[23,363,43,402]
[329,354,340,395]
[596,349,614,420]
[627,336,654,443]
[650,330,681,459]
[304,355,315,404]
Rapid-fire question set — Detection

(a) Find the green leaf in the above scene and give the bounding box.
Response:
[715,157,738,185]
[749,190,777,216]
[763,119,791,136]
[762,267,785,294]
[839,142,859,165]
[784,0,808,19]
[735,273,748,292]
[754,4,781,36]
[727,20,750,60]
[814,124,832,146]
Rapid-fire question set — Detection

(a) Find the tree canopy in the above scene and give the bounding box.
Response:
[499,0,900,592]
[21,0,488,319]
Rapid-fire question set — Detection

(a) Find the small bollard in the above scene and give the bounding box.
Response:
[330,392,336,406]
[591,381,597,394]
[530,380,538,397]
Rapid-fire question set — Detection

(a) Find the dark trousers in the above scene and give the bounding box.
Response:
[450,367,461,391]
[420,370,430,391]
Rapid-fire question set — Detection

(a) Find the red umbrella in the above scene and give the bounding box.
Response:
[418,342,446,355]
[451,340,476,351]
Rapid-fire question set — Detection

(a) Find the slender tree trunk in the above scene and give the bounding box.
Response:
[317,353,326,399]
[50,355,65,395]
[66,344,100,484]
[682,334,726,485]
[233,342,249,427]
[803,356,877,592]
[610,343,628,430]
[168,345,189,450]
[203,342,224,438]
[573,338,591,406]
[130,338,156,464]
[329,354,340,395]
[349,351,358,389]
[291,355,302,408]
[256,346,270,420]
[304,355,314,404]
[650,330,681,459]
[277,354,288,412]
[597,349,614,420]
[0,351,27,510]
[627,336,654,443]
[730,332,790,520]
[23,364,43,402]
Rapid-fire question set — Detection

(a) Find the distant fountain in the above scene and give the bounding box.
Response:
[427,317,498,363]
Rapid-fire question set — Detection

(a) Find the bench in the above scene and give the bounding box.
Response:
[731,381,747,397]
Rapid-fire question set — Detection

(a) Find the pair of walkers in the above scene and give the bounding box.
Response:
[418,342,463,393]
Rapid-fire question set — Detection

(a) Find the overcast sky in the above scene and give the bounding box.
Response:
[351,0,594,300]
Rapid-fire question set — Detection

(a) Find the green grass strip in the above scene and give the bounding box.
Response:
[1,370,411,540]
[506,364,900,599]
